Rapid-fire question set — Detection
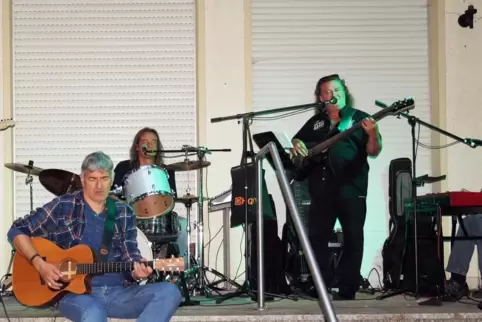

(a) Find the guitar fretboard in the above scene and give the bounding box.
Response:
[77,261,152,274]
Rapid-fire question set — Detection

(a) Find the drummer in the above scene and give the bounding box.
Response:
[111,127,187,256]
[112,127,169,189]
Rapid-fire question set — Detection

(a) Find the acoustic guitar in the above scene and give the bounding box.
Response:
[12,238,185,307]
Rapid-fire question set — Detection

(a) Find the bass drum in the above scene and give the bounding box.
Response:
[136,228,153,285]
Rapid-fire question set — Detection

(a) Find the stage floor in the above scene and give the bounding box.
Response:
[0,292,482,321]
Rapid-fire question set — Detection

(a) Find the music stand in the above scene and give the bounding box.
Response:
[252,131,296,174]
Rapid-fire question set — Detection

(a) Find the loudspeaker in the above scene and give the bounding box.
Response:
[282,178,345,290]
[247,195,291,295]
[230,163,273,227]
[282,178,311,288]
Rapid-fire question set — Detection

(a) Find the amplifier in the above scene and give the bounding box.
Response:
[285,179,344,289]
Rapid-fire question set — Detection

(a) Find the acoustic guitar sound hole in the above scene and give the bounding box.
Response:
[58,260,78,282]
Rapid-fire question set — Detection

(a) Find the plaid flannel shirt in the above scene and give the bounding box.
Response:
[8,190,142,285]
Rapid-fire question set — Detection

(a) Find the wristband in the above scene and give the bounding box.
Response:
[30,254,40,264]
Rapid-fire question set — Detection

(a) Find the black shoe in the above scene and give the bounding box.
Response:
[445,278,469,299]
[332,291,355,301]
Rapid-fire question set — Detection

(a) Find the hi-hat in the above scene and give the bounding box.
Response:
[166,160,211,172]
[4,163,43,176]
[39,169,82,196]
[175,194,199,205]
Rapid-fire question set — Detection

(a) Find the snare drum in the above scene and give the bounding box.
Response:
[137,211,180,243]
[137,212,180,236]
[136,228,153,285]
[123,165,174,219]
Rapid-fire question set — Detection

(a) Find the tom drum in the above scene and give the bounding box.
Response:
[123,165,174,219]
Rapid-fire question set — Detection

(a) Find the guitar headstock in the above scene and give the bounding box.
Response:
[154,257,185,272]
[0,118,15,131]
[387,97,415,115]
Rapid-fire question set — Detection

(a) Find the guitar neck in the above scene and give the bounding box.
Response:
[76,258,183,274]
[308,123,361,157]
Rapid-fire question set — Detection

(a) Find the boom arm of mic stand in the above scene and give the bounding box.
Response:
[396,112,472,148]
[210,102,318,123]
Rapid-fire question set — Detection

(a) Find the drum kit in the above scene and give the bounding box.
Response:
[4,145,229,297]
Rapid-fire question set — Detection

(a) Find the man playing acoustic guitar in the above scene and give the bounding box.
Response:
[290,74,382,300]
[7,151,182,322]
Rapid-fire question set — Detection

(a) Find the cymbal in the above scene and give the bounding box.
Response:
[4,163,43,176]
[166,160,211,172]
[39,169,82,196]
[175,194,198,205]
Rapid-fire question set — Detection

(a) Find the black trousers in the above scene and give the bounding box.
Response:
[308,182,367,297]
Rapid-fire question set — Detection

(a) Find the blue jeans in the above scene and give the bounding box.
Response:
[446,214,482,277]
[58,282,182,322]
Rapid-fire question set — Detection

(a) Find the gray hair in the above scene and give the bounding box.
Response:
[81,151,114,176]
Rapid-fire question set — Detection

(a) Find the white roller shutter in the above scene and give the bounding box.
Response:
[12,0,197,219]
[251,0,431,280]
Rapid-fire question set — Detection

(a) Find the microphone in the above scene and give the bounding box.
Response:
[464,138,482,148]
[141,145,158,153]
[318,97,338,105]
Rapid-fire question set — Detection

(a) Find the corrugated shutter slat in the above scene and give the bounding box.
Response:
[12,0,197,219]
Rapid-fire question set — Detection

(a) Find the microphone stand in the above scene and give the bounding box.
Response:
[210,102,318,303]
[376,103,479,302]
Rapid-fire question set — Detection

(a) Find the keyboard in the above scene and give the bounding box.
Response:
[404,192,482,215]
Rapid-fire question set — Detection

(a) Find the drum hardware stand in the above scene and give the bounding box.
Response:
[181,196,195,271]
[195,147,207,295]
[25,160,35,213]
[178,146,235,298]
[179,273,200,306]
[1,249,15,295]
[1,160,34,295]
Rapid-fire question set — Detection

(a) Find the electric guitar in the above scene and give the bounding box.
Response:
[0,118,15,131]
[292,98,415,179]
[12,238,185,307]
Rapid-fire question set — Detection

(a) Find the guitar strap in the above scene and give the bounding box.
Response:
[99,198,117,262]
